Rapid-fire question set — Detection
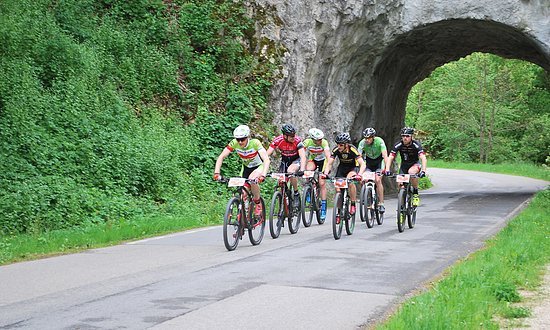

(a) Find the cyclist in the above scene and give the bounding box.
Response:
[383,127,427,207]
[357,127,389,213]
[267,124,307,208]
[214,125,270,217]
[302,128,331,220]
[322,132,366,215]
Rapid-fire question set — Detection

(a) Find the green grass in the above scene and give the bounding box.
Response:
[429,159,550,182]
[376,171,550,329]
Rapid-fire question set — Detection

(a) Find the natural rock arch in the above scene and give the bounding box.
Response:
[252,0,549,144]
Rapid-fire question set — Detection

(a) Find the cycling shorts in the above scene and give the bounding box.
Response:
[336,166,358,178]
[399,162,421,174]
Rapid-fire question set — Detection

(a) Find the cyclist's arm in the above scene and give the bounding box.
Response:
[266,146,275,157]
[298,147,307,171]
[384,153,395,172]
[258,148,270,177]
[323,157,335,176]
[214,147,232,175]
[419,152,427,173]
[357,156,366,175]
[381,149,389,168]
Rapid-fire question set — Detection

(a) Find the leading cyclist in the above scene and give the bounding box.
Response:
[214,125,270,217]
[357,127,389,213]
[383,127,427,206]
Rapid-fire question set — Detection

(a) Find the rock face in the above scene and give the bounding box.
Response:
[250,0,549,144]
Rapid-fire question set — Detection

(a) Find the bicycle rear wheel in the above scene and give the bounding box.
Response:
[365,186,375,229]
[397,188,406,233]
[407,191,416,229]
[248,197,266,245]
[288,189,301,234]
[223,197,242,251]
[332,192,344,240]
[301,185,313,227]
[269,191,284,239]
[345,199,355,235]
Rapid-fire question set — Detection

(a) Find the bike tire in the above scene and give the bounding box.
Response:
[359,184,366,222]
[397,188,406,233]
[315,184,324,224]
[301,185,313,227]
[288,189,301,234]
[345,199,355,235]
[248,197,266,245]
[365,186,375,229]
[407,191,416,229]
[223,197,242,251]
[332,192,344,240]
[269,191,284,239]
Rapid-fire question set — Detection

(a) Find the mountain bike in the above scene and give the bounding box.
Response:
[301,170,324,227]
[328,176,362,240]
[218,177,266,251]
[393,174,419,233]
[268,172,302,238]
[359,171,384,228]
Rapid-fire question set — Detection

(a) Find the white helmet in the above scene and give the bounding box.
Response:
[308,128,324,140]
[233,125,250,139]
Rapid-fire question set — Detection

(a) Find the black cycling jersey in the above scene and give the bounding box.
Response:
[389,140,425,166]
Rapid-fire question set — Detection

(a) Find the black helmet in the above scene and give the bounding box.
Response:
[335,132,351,144]
[400,127,414,135]
[362,127,376,138]
[281,124,296,135]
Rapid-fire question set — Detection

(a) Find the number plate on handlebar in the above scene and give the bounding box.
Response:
[228,177,247,187]
[396,174,410,183]
[334,178,348,189]
[362,172,376,181]
[302,170,315,179]
[270,173,286,180]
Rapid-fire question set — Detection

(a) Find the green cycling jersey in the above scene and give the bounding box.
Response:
[358,136,387,160]
[303,138,330,161]
[226,138,265,168]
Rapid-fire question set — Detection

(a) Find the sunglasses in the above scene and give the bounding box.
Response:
[401,135,412,138]
[236,137,247,142]
[337,143,346,147]
[284,134,295,138]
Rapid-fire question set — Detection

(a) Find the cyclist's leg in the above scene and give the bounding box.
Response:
[408,163,421,189]
[315,159,328,219]
[245,165,263,200]
[345,167,358,214]
[287,160,301,191]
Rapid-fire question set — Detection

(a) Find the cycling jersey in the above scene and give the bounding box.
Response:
[330,145,361,168]
[269,134,304,158]
[226,138,266,168]
[358,137,386,171]
[389,139,425,167]
[303,138,329,161]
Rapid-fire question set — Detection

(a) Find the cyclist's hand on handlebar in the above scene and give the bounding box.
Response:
[354,174,363,181]
[382,170,392,176]
[256,175,265,183]
[320,173,328,179]
[294,170,304,176]
[418,170,426,178]
[213,173,222,181]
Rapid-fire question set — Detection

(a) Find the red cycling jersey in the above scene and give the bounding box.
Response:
[269,134,304,158]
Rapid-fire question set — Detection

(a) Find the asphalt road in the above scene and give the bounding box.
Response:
[0,168,548,329]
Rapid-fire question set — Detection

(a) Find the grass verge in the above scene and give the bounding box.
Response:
[429,159,550,182]
[376,187,550,329]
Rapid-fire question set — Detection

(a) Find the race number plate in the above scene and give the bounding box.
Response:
[334,178,348,189]
[362,172,376,181]
[228,177,246,187]
[396,174,410,183]
[270,173,286,180]
[303,170,315,179]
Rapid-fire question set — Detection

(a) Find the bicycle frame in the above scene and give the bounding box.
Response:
[360,171,381,228]
[394,174,419,232]
[301,170,322,226]
[268,172,301,238]
[328,177,361,239]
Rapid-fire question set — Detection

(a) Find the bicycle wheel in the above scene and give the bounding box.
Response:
[269,191,284,239]
[332,192,344,240]
[397,188,406,233]
[288,189,301,234]
[345,198,355,235]
[376,195,384,225]
[365,185,375,229]
[301,185,313,227]
[248,197,266,245]
[359,184,366,222]
[407,191,416,229]
[223,197,242,251]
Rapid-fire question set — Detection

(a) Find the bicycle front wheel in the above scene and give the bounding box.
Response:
[345,199,355,235]
[365,186,375,229]
[248,197,266,245]
[332,192,344,240]
[288,190,301,234]
[223,197,242,251]
[397,188,406,233]
[359,184,366,222]
[269,191,284,239]
[407,191,416,229]
[301,185,313,228]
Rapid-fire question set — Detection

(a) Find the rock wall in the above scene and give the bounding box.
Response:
[250,0,550,144]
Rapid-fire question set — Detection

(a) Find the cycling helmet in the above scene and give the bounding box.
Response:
[281,124,296,135]
[400,127,414,135]
[233,125,250,139]
[335,132,351,144]
[308,128,324,140]
[362,127,376,138]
